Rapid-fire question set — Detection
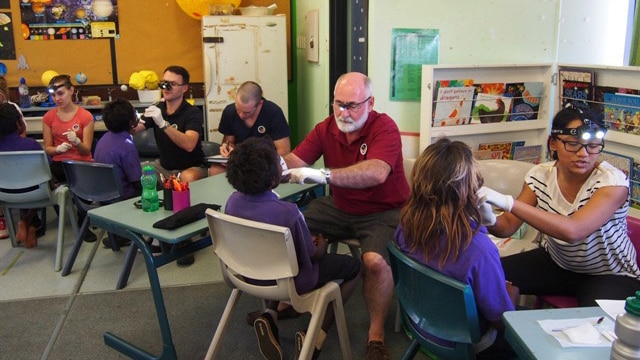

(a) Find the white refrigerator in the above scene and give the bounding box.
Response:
[201,15,288,143]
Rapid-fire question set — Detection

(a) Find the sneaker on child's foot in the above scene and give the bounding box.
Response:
[294,330,321,360]
[254,313,283,360]
[365,341,390,360]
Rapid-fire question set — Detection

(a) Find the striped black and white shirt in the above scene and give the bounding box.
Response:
[527,161,640,279]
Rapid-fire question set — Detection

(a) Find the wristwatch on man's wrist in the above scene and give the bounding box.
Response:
[322,168,331,184]
[159,121,169,130]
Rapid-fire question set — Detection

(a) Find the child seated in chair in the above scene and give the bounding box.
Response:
[0,103,46,248]
[94,98,142,248]
[225,137,361,360]
[394,138,518,359]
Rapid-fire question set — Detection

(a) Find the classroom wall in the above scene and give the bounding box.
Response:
[3,0,290,92]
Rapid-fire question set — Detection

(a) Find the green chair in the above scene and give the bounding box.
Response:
[388,242,487,360]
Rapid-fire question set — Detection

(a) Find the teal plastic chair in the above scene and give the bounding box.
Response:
[388,242,482,360]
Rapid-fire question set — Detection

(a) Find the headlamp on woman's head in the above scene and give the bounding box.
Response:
[551,118,607,140]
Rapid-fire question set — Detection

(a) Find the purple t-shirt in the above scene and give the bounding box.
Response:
[394,223,514,325]
[0,133,43,152]
[94,131,142,199]
[225,190,318,293]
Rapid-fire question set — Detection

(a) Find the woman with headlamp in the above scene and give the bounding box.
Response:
[479,106,640,306]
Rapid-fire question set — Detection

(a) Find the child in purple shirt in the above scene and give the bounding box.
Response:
[394,138,518,359]
[0,103,45,247]
[225,137,361,360]
[94,98,142,248]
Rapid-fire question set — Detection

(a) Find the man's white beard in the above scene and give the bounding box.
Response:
[335,112,367,133]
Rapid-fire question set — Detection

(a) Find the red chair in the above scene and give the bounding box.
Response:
[535,215,640,308]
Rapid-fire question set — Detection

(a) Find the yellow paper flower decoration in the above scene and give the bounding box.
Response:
[128,70,159,90]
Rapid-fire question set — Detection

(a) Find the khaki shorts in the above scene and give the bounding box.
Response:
[302,196,401,262]
[144,159,208,182]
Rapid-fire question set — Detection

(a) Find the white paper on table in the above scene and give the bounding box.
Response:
[538,317,615,347]
[596,299,626,320]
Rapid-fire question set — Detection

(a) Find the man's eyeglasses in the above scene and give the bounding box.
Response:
[333,96,371,112]
[159,80,187,91]
[556,138,604,154]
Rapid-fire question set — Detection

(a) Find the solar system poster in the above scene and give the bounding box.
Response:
[0,12,16,59]
[20,0,119,41]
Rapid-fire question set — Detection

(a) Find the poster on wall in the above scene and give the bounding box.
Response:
[0,12,16,59]
[20,0,119,41]
[0,0,10,8]
[389,28,439,101]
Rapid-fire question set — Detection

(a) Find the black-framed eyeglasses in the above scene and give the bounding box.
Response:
[159,80,187,91]
[333,96,371,112]
[555,138,604,154]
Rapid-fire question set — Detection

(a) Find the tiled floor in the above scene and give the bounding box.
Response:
[0,209,223,302]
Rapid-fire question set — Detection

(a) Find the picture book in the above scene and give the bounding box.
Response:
[432,86,475,127]
[632,163,640,209]
[603,93,640,135]
[559,69,595,114]
[473,149,494,160]
[432,79,474,121]
[471,83,511,124]
[504,82,543,121]
[513,145,542,164]
[509,140,525,160]
[478,141,513,160]
[599,150,633,180]
[594,85,639,115]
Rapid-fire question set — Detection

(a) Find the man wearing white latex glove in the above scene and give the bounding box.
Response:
[143,105,168,129]
[283,167,326,184]
[478,200,497,226]
[55,142,72,153]
[133,65,206,185]
[280,72,409,358]
[477,186,514,212]
[63,130,81,146]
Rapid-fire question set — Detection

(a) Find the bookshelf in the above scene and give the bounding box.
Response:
[419,64,554,161]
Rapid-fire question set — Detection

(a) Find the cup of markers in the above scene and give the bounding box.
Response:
[169,176,190,213]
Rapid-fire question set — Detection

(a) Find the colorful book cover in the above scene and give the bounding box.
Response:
[513,145,542,164]
[593,85,639,115]
[559,69,595,114]
[471,83,511,124]
[603,93,640,134]
[478,141,513,160]
[432,86,475,127]
[599,150,633,180]
[509,140,525,160]
[504,82,543,121]
[473,149,494,160]
[631,163,640,209]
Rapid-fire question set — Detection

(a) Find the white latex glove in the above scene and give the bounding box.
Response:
[144,105,168,128]
[283,168,326,184]
[279,156,288,173]
[478,201,497,226]
[478,186,514,212]
[56,142,72,154]
[63,130,80,146]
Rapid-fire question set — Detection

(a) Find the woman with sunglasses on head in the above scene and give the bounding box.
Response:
[480,106,640,306]
[42,74,94,185]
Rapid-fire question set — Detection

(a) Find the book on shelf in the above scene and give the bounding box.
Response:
[478,141,515,160]
[432,86,475,127]
[509,140,525,160]
[632,163,640,210]
[598,150,633,180]
[470,83,511,124]
[512,144,542,164]
[603,92,640,135]
[473,149,494,160]
[559,68,595,113]
[594,85,639,115]
[504,82,543,121]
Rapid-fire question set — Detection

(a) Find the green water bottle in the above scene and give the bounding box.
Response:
[140,165,159,212]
